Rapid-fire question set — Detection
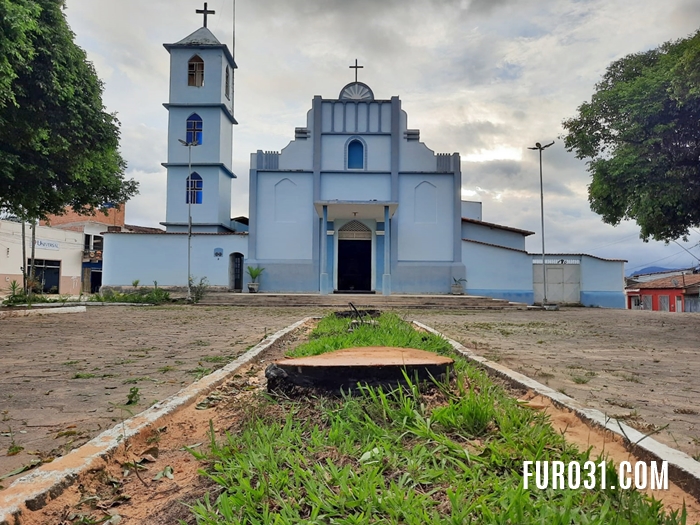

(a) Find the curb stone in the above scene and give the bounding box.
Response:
[0,317,313,525]
[413,320,700,504]
[0,306,86,320]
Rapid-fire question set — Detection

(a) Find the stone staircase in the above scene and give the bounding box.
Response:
[197,292,526,310]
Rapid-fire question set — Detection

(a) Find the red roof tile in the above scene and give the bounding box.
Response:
[631,274,700,289]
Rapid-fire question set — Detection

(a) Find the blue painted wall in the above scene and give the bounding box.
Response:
[103,233,247,287]
[462,240,534,304]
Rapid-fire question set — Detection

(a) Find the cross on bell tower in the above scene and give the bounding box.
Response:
[196,2,216,27]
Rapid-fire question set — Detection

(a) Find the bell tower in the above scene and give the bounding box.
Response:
[161,4,237,233]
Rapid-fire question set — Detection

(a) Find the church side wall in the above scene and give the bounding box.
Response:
[217,171,233,226]
[462,240,534,304]
[397,174,454,262]
[580,256,626,308]
[461,223,526,251]
[102,234,247,287]
[255,172,314,260]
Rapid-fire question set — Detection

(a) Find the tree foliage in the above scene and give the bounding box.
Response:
[0,0,137,220]
[563,30,700,242]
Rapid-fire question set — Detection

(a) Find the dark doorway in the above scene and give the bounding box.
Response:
[90,270,102,293]
[230,252,244,292]
[337,240,371,292]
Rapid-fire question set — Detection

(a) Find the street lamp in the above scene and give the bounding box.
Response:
[178,138,199,302]
[528,141,555,306]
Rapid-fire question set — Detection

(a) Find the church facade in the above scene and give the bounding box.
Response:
[102,17,625,307]
[246,82,466,295]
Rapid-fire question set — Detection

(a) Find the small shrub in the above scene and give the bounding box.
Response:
[189,276,209,304]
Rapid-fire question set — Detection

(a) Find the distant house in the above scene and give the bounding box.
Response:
[41,206,163,293]
[626,274,700,312]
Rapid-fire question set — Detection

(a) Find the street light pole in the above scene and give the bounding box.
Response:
[178,138,199,303]
[528,141,555,306]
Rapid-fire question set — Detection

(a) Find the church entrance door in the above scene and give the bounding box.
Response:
[336,220,372,293]
[337,240,371,292]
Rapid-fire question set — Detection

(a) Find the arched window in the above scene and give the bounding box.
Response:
[225,66,231,100]
[186,113,203,145]
[347,139,364,169]
[188,55,204,87]
[186,173,203,204]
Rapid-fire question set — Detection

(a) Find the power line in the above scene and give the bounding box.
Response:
[626,249,692,273]
[588,233,640,251]
[672,239,700,263]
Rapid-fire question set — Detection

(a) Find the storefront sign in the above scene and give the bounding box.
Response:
[35,239,60,251]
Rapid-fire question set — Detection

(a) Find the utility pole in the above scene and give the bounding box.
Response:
[528,141,555,306]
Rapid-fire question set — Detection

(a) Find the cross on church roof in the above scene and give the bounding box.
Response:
[349,59,363,83]
[196,2,216,28]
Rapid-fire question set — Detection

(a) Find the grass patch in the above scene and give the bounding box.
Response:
[288,313,450,358]
[200,355,228,363]
[188,367,212,380]
[72,373,96,379]
[189,314,687,524]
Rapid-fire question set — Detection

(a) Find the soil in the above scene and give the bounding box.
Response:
[1,305,699,523]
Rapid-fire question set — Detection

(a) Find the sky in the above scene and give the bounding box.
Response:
[62,0,700,274]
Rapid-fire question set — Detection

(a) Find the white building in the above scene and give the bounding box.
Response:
[0,220,83,295]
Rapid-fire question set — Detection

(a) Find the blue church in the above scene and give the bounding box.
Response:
[103,12,625,307]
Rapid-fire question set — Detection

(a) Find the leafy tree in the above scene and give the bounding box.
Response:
[0,0,137,221]
[563,30,700,242]
[0,0,39,108]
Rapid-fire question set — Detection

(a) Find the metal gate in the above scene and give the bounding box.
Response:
[659,295,669,312]
[533,262,581,304]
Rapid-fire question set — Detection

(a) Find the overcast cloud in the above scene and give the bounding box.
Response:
[64,0,700,273]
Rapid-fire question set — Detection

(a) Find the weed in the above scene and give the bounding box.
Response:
[571,376,590,384]
[125,387,140,405]
[73,373,96,379]
[189,276,210,304]
[200,355,227,363]
[122,377,154,384]
[188,367,212,380]
[5,426,22,456]
[157,366,176,373]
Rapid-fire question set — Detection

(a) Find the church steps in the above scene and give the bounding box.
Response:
[197,292,526,310]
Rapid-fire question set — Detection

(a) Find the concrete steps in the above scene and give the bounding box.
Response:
[197,292,526,310]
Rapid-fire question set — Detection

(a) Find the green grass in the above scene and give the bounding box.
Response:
[72,373,96,379]
[287,313,451,358]
[189,314,688,525]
